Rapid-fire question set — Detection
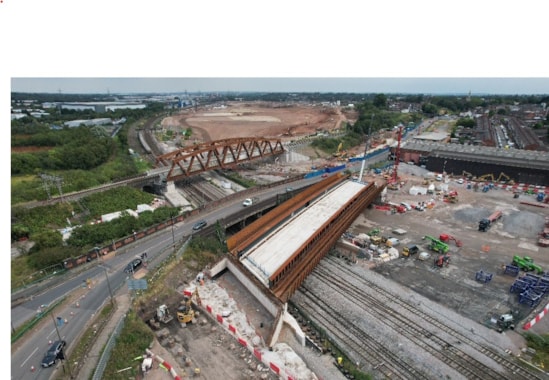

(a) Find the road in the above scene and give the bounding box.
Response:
[10,176,327,380]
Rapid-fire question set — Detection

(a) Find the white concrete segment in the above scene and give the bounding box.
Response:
[241,179,367,287]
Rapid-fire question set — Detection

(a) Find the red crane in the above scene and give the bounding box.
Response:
[388,125,403,190]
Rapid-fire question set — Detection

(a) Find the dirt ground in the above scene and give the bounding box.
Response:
[140,106,549,379]
[160,101,356,144]
[354,164,549,334]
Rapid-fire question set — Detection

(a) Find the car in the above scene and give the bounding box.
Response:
[457,178,464,184]
[124,258,142,273]
[192,220,207,230]
[286,187,294,192]
[41,340,66,368]
[242,198,253,207]
[321,173,328,178]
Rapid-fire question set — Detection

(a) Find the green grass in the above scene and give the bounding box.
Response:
[101,310,154,379]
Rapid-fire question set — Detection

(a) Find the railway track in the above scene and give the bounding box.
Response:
[293,256,545,380]
[297,286,429,379]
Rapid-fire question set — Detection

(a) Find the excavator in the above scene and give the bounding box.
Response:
[477,173,495,182]
[496,172,515,185]
[177,287,201,325]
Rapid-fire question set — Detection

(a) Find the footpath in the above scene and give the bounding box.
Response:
[75,290,131,380]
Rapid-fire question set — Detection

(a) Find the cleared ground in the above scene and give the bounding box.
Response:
[140,108,549,379]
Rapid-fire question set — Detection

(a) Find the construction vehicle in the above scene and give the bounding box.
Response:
[443,190,458,203]
[402,244,419,257]
[476,173,495,182]
[333,142,345,158]
[439,234,463,247]
[370,235,382,245]
[177,288,201,325]
[478,210,502,232]
[434,254,451,268]
[462,171,474,180]
[512,255,543,274]
[156,304,174,324]
[496,313,515,333]
[496,172,515,185]
[386,125,403,190]
[423,235,450,254]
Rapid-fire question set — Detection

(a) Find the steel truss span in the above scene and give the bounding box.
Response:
[155,138,285,181]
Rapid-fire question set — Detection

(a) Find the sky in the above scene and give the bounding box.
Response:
[10,77,549,95]
[4,0,549,364]
[3,1,549,97]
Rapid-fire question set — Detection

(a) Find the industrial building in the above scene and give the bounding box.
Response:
[398,141,549,186]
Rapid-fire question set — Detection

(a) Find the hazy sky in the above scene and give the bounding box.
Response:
[4,1,549,99]
[10,77,549,95]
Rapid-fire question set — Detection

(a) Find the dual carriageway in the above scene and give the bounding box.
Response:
[14,136,548,379]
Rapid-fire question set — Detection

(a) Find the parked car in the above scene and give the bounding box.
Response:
[192,220,207,230]
[124,258,143,273]
[41,340,66,368]
[457,178,464,184]
[321,173,328,178]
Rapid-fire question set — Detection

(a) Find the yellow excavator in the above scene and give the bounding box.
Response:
[496,172,515,185]
[476,173,495,182]
[177,288,201,325]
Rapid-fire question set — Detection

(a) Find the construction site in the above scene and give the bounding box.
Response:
[124,106,549,379]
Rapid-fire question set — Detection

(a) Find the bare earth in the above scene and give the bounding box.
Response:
[141,106,549,379]
[160,101,355,143]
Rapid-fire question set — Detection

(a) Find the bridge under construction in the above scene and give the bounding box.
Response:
[208,173,385,347]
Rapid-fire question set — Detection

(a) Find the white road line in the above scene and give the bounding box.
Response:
[20,346,39,367]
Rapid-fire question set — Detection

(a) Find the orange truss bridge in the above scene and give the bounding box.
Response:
[154,138,285,181]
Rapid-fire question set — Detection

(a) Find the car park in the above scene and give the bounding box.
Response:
[192,220,207,230]
[41,340,66,368]
[124,258,142,273]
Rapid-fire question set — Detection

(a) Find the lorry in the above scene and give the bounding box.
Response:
[478,210,503,232]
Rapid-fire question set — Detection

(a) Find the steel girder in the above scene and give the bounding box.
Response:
[155,138,285,181]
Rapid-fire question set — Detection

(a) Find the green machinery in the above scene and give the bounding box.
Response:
[423,235,450,254]
[512,255,543,274]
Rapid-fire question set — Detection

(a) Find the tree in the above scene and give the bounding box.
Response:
[373,94,387,109]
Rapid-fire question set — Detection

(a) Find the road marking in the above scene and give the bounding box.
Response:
[20,346,39,367]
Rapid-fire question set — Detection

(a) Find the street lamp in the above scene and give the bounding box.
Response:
[50,313,73,378]
[98,264,114,305]
[170,213,177,254]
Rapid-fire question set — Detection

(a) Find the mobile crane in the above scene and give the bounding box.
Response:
[423,235,450,254]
